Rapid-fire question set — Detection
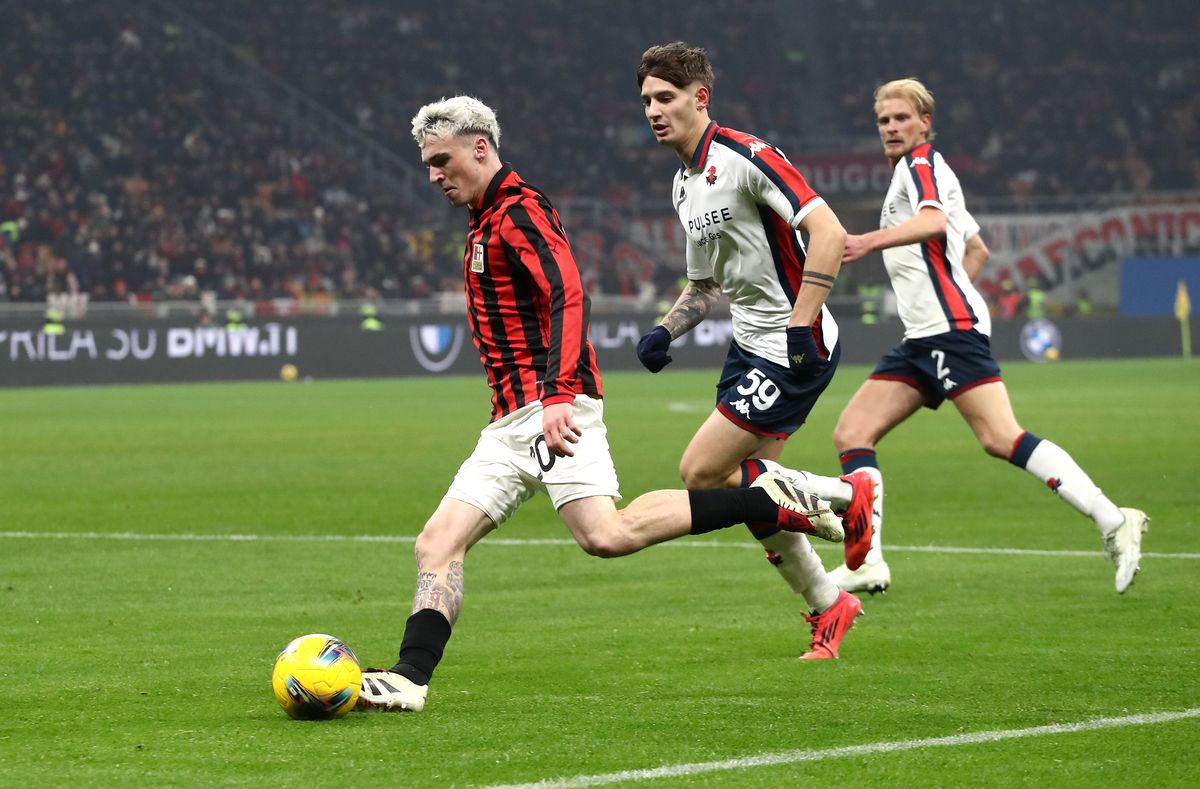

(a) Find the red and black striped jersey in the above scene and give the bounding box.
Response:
[463,165,603,421]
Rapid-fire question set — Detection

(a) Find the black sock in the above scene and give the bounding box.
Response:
[687,488,777,534]
[389,608,452,685]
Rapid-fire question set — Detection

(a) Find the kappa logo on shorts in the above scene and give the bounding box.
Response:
[410,324,466,372]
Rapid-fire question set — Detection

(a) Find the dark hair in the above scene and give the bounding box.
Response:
[637,41,714,90]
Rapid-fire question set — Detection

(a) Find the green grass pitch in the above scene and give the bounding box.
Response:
[2,358,1197,787]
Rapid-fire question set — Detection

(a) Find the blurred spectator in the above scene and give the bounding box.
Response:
[1074,289,1094,316]
[42,307,65,335]
[996,278,1024,319]
[359,303,383,331]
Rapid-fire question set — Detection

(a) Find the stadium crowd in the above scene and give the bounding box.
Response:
[0,2,451,306]
[819,0,1200,198]
[2,0,1196,305]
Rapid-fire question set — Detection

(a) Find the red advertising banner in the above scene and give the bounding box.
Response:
[978,204,1200,298]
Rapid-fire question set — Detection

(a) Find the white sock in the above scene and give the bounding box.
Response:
[857,467,885,565]
[1022,439,1125,534]
[759,531,839,612]
[755,459,853,510]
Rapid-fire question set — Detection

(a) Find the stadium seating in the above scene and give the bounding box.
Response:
[2,1,1195,304]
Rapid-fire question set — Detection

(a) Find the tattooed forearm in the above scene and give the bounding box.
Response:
[411,561,465,623]
[660,279,721,338]
[802,271,837,290]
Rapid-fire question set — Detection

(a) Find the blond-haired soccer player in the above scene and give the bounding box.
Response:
[636,42,874,660]
[828,78,1147,594]
[354,96,848,713]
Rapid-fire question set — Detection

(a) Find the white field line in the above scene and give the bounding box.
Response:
[0,530,1197,560]
[484,708,1200,789]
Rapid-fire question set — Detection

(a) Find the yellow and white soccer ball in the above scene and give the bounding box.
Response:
[271,634,361,719]
[279,363,299,382]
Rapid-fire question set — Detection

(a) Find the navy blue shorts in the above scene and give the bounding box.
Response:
[714,340,840,438]
[870,330,1002,410]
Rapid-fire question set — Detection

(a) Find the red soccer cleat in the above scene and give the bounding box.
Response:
[800,589,863,660]
[838,471,876,571]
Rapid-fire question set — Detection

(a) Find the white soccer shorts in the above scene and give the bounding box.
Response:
[445,395,621,526]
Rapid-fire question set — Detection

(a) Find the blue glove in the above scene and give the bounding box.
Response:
[636,325,673,373]
[786,326,828,380]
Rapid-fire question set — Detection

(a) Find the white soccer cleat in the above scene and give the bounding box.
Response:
[356,669,428,712]
[1104,508,1148,594]
[828,559,891,595]
[752,471,843,542]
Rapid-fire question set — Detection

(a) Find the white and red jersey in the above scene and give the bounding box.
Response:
[672,121,839,367]
[879,142,991,339]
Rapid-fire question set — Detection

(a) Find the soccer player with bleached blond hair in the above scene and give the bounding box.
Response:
[410,94,501,150]
[831,77,1147,595]
[355,95,850,713]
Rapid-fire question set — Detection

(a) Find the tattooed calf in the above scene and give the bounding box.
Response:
[411,561,466,623]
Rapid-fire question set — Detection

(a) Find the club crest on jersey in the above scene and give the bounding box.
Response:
[705,166,718,185]
[471,243,485,273]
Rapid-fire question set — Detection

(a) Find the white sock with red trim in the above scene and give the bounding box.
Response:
[759,531,839,612]
[1010,433,1124,534]
[740,459,841,611]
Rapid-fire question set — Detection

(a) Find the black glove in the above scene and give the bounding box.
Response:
[786,326,828,380]
[636,325,673,373]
